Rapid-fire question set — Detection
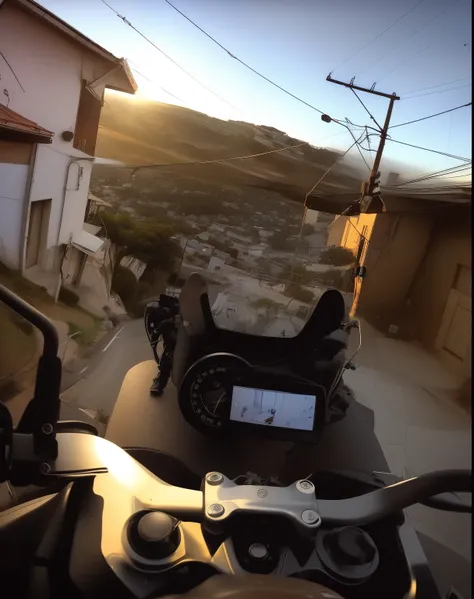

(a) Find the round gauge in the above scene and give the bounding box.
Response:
[191,366,232,424]
[179,353,251,434]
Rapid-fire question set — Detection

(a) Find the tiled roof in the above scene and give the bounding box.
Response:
[0,105,53,140]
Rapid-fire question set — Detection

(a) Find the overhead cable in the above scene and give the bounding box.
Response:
[115,142,310,173]
[99,0,240,112]
[163,0,342,121]
[0,50,25,92]
[379,0,466,81]
[330,0,428,73]
[128,64,187,104]
[367,133,471,163]
[384,164,472,187]
[386,137,471,163]
[401,83,471,100]
[343,122,372,170]
[293,132,366,270]
[305,133,366,200]
[358,0,460,78]
[401,77,470,95]
[390,102,472,129]
[350,88,383,131]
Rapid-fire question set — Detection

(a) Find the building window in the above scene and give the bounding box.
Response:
[73,82,102,156]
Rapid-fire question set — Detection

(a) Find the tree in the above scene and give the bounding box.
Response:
[97,211,180,293]
[269,231,291,251]
[318,246,356,267]
[281,264,313,286]
[208,236,237,258]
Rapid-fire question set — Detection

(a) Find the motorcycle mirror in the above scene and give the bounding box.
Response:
[0,284,61,482]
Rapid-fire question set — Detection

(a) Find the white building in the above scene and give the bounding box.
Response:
[0,0,136,299]
[207,255,226,274]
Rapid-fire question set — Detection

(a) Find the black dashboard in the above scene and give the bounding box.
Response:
[178,352,327,443]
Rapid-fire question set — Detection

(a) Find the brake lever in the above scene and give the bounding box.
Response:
[372,471,472,514]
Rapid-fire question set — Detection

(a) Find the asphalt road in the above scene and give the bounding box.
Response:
[60,319,153,419]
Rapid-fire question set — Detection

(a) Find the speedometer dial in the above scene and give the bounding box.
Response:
[191,366,232,426]
[179,353,251,434]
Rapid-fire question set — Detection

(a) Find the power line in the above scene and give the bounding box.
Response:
[162,0,342,121]
[128,64,187,105]
[401,83,471,100]
[377,5,465,85]
[401,77,470,95]
[367,132,471,163]
[439,173,472,180]
[331,0,428,73]
[390,102,472,129]
[0,50,25,93]
[386,137,471,163]
[358,0,459,78]
[350,88,383,130]
[305,133,365,201]
[344,122,372,171]
[120,141,310,172]
[384,164,472,187]
[383,164,472,187]
[293,132,365,271]
[99,0,240,112]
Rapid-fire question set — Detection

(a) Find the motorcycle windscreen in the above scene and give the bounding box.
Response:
[173,224,356,340]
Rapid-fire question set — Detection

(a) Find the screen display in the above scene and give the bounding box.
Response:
[230,386,316,431]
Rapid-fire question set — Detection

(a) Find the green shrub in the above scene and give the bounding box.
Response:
[319,246,355,267]
[58,286,79,307]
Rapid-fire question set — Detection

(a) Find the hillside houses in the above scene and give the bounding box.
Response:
[0,0,136,307]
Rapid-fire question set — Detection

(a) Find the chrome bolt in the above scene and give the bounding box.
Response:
[302,510,320,525]
[40,462,51,475]
[296,480,314,494]
[206,472,224,486]
[207,503,225,518]
[41,423,54,435]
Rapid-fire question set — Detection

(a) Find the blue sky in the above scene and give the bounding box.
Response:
[42,0,471,180]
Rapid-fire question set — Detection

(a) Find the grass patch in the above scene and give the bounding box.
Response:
[0,304,37,394]
[66,320,101,347]
[0,261,103,352]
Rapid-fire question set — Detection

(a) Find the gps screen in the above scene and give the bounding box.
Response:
[230,385,316,431]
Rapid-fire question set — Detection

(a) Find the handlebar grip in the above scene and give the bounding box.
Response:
[318,470,472,526]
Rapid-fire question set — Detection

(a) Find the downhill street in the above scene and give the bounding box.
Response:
[60,319,152,419]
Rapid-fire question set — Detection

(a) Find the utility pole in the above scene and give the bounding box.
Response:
[325,75,400,317]
[326,74,400,213]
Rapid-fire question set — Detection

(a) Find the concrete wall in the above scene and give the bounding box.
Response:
[327,216,347,247]
[340,213,377,258]
[358,213,434,319]
[406,209,471,348]
[0,2,116,270]
[0,162,29,268]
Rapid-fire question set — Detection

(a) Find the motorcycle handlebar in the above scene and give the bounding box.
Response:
[45,434,471,531]
[317,470,472,526]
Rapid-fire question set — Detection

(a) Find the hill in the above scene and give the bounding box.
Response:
[94,93,362,203]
